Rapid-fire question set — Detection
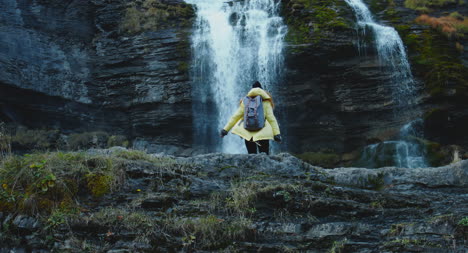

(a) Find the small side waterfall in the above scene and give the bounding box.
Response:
[344,0,427,168]
[344,0,415,103]
[357,119,428,168]
[188,0,287,153]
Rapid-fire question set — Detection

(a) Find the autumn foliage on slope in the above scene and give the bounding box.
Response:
[416,13,468,38]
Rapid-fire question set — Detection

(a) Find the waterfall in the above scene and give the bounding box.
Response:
[357,119,428,168]
[344,0,427,168]
[344,0,415,103]
[187,0,287,153]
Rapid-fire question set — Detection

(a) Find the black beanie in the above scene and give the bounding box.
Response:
[252,81,262,89]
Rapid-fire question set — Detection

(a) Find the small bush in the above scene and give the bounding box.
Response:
[458,217,468,226]
[86,173,113,197]
[328,238,348,253]
[450,11,463,19]
[46,206,79,229]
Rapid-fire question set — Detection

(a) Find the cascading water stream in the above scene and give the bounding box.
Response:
[357,119,428,168]
[344,0,427,168]
[187,0,287,153]
[344,0,415,102]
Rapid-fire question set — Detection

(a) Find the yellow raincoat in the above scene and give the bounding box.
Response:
[223,88,280,141]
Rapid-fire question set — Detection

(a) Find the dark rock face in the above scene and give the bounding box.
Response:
[0,0,194,152]
[0,151,466,252]
[279,0,426,154]
[0,0,95,103]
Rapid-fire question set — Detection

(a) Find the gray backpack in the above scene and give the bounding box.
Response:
[243,96,265,131]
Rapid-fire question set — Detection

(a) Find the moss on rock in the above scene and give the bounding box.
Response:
[121,0,195,34]
[399,27,467,99]
[404,0,464,12]
[282,0,353,44]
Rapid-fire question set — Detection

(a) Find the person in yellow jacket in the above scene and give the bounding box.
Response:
[220,81,282,155]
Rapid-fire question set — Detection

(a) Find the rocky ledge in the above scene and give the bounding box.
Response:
[0,149,467,252]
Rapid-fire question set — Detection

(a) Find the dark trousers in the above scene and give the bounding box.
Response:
[245,139,269,155]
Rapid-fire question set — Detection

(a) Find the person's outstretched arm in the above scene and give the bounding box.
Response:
[264,101,280,136]
[223,102,244,132]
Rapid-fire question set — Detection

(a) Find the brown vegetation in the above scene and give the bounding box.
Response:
[416,14,468,38]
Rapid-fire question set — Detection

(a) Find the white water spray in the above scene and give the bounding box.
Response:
[188,0,287,153]
[344,0,427,168]
[344,0,415,103]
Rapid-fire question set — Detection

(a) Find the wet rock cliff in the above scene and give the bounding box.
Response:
[279,0,468,157]
[0,0,195,152]
[1,0,467,161]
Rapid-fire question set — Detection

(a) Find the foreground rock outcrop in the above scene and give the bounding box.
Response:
[0,150,466,252]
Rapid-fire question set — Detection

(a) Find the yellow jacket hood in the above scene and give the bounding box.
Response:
[246,88,271,100]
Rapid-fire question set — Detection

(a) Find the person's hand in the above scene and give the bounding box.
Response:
[274,135,282,143]
[220,129,228,138]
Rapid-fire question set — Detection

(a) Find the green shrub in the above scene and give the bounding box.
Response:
[46,206,79,229]
[458,217,468,226]
[450,11,463,19]
[328,238,348,253]
[86,173,113,197]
